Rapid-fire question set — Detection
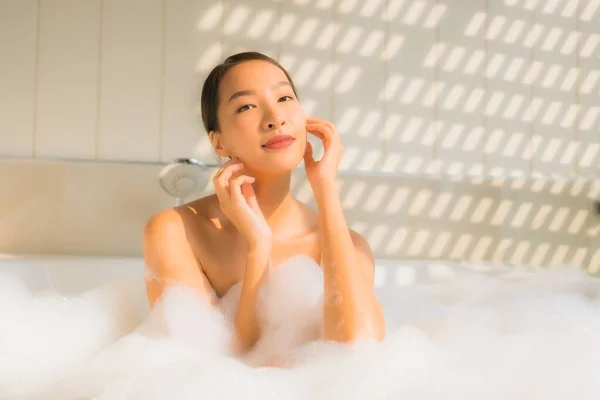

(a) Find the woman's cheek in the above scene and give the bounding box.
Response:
[289,104,307,127]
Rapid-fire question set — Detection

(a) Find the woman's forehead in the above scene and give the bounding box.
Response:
[220,61,289,95]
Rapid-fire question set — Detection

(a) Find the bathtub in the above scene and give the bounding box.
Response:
[0,252,531,331]
[0,252,521,296]
[1,253,599,399]
[0,253,146,294]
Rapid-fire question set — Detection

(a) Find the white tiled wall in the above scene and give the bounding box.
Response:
[579,0,600,177]
[97,0,164,161]
[1,0,597,176]
[34,0,101,159]
[485,0,533,177]
[0,0,598,267]
[0,0,37,156]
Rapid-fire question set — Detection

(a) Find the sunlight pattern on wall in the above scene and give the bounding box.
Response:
[0,0,598,269]
[1,0,597,178]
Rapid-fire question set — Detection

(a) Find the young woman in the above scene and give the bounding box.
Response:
[143,52,386,355]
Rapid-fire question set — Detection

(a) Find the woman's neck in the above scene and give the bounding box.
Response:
[252,173,295,229]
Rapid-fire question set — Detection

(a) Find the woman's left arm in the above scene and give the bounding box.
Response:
[304,117,386,343]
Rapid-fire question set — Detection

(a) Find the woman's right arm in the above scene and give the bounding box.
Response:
[143,209,217,307]
[142,209,267,354]
[144,159,272,354]
[233,246,269,353]
[212,159,273,354]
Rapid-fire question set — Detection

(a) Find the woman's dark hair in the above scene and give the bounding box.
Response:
[200,51,299,134]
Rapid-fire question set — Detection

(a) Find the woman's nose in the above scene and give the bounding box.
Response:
[265,115,285,130]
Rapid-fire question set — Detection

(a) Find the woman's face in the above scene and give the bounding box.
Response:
[211,60,307,176]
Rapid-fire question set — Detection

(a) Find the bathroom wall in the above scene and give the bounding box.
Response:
[0,0,599,270]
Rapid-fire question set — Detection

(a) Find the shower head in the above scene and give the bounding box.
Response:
[159,158,210,205]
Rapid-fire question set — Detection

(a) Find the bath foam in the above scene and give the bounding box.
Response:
[1,256,600,399]
[0,273,142,397]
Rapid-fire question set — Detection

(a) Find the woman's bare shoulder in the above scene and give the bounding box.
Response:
[144,195,220,237]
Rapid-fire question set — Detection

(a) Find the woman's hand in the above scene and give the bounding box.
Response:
[303,117,344,197]
[213,159,271,252]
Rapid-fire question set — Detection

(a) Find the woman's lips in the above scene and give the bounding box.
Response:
[262,135,295,149]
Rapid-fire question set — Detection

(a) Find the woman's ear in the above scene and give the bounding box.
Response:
[209,130,229,158]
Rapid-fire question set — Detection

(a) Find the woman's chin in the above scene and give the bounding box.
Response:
[250,153,304,177]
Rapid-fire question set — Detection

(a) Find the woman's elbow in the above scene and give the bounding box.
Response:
[332,315,386,344]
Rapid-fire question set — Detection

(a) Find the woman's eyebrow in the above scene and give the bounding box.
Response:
[228,81,291,103]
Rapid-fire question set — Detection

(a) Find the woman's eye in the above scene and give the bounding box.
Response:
[237,104,252,113]
[279,96,294,102]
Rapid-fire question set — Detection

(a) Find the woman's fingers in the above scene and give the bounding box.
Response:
[307,118,336,136]
[215,160,243,181]
[229,174,256,204]
[305,118,344,168]
[306,122,336,151]
[213,160,260,212]
[303,141,316,167]
[215,162,243,187]
[306,116,335,130]
[213,161,244,200]
[240,177,260,211]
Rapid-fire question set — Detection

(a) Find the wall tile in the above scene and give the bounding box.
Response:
[161,0,223,164]
[0,0,37,156]
[60,161,174,255]
[382,0,437,174]
[97,0,163,161]
[0,160,174,256]
[0,160,67,253]
[435,0,486,176]
[221,0,280,57]
[530,0,579,178]
[499,177,600,271]
[279,0,335,160]
[485,0,534,177]
[333,0,387,172]
[578,0,600,178]
[35,0,101,158]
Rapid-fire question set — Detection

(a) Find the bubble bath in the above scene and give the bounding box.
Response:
[2,255,600,399]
